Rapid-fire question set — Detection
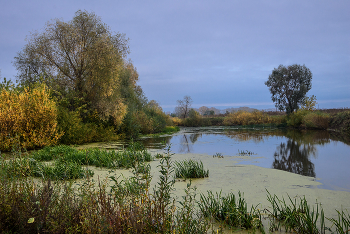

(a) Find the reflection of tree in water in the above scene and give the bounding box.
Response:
[225,129,330,145]
[225,129,285,143]
[138,136,172,149]
[179,133,202,153]
[273,139,316,177]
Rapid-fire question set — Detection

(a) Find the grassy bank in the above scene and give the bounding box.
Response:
[171,109,350,134]
[1,145,350,233]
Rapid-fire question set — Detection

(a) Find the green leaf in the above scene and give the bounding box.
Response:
[28,217,35,223]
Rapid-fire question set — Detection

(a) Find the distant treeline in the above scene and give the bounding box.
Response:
[171,108,350,136]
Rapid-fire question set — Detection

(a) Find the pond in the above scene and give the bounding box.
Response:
[94,126,350,193]
[82,126,350,231]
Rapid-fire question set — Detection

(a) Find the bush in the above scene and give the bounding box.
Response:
[0,85,62,151]
[302,111,329,129]
[329,111,350,133]
[57,107,118,144]
[171,117,183,126]
[223,110,272,126]
[286,109,309,127]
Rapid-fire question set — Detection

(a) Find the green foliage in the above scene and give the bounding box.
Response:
[31,144,152,169]
[287,110,330,129]
[0,77,16,91]
[327,209,350,234]
[1,144,349,233]
[57,107,118,144]
[265,64,312,114]
[14,10,128,124]
[302,111,329,129]
[266,190,326,233]
[286,109,309,127]
[161,126,180,134]
[198,191,264,232]
[174,159,209,179]
[329,111,350,134]
[176,181,209,233]
[0,156,93,180]
[182,109,211,127]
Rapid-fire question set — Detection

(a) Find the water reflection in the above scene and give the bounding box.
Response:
[179,133,202,153]
[125,127,350,191]
[273,139,316,177]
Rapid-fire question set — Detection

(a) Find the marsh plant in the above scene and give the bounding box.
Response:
[327,209,350,234]
[31,142,152,169]
[175,181,209,233]
[238,149,255,156]
[1,144,350,233]
[266,190,327,233]
[198,190,264,233]
[174,159,209,179]
[213,152,224,158]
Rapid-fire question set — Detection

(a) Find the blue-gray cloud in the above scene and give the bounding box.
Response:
[1,0,349,112]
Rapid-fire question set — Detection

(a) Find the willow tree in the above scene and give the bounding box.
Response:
[14,10,129,124]
[265,64,312,114]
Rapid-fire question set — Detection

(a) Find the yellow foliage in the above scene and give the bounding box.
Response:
[223,111,272,126]
[0,85,62,151]
[171,117,183,126]
[133,111,153,134]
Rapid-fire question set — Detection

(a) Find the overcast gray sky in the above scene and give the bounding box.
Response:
[1,0,349,112]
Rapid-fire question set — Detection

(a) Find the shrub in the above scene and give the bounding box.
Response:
[223,110,272,126]
[329,111,350,133]
[0,85,62,151]
[286,109,309,127]
[171,117,183,126]
[302,111,329,129]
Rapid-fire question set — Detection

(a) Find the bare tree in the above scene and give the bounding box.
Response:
[175,96,192,118]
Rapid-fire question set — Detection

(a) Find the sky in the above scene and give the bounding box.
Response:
[1,0,349,113]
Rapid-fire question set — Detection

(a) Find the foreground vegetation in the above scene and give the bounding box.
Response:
[1,145,350,233]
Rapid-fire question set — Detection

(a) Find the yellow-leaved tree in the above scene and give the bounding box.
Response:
[0,85,62,151]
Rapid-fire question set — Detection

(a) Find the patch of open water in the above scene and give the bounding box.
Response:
[95,126,349,192]
[79,127,350,232]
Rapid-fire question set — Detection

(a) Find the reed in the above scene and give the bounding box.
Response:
[266,190,326,233]
[174,159,209,179]
[327,209,350,234]
[198,190,264,232]
[31,143,152,169]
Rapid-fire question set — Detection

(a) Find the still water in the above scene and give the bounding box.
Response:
[128,127,350,192]
[83,126,350,231]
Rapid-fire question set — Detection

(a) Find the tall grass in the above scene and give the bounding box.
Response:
[174,159,209,179]
[31,142,152,169]
[327,209,350,234]
[266,190,326,233]
[198,190,264,232]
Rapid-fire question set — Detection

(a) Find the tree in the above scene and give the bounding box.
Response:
[265,64,312,114]
[175,96,192,118]
[301,95,317,111]
[198,106,209,115]
[13,10,129,124]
